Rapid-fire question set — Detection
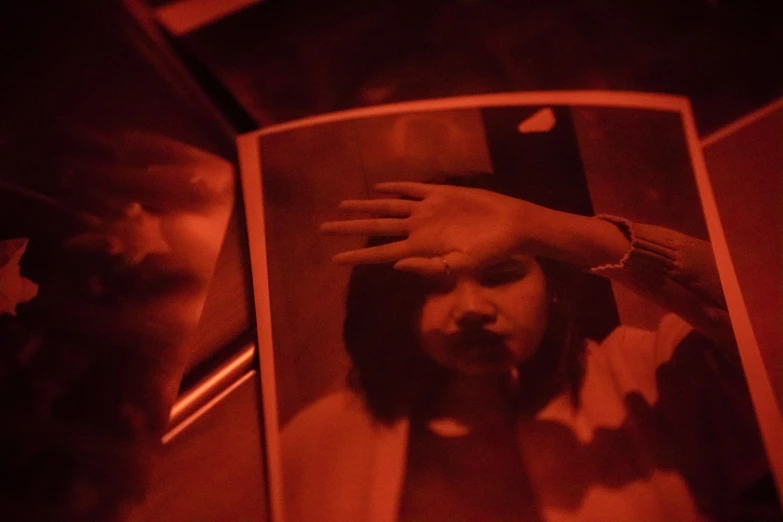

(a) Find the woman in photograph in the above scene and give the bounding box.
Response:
[282,173,779,522]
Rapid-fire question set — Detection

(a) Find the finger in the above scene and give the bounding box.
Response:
[338,199,415,217]
[319,218,408,236]
[332,241,411,265]
[373,182,434,199]
[394,253,474,275]
[443,252,473,273]
[392,257,448,277]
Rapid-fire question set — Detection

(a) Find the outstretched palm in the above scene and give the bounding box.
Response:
[320,182,544,275]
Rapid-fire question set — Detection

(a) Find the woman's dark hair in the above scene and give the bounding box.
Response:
[343,173,588,424]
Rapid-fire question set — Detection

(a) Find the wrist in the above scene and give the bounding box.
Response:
[523,209,631,269]
[517,204,567,259]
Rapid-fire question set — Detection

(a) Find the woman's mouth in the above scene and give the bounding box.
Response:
[448,329,510,361]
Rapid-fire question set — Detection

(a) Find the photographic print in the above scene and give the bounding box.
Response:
[238,92,782,522]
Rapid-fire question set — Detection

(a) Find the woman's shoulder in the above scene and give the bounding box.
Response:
[579,313,696,407]
[596,312,695,368]
[281,389,380,458]
[586,312,743,407]
[280,390,406,522]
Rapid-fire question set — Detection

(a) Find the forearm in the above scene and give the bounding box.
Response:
[526,207,732,345]
[527,207,631,270]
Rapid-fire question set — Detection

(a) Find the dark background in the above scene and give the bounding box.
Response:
[178,0,783,134]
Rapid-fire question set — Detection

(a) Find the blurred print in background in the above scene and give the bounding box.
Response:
[2,3,236,521]
[0,129,234,521]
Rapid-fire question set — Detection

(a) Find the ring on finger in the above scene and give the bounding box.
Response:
[441,257,452,276]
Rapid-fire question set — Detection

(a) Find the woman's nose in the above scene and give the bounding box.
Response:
[451,278,496,326]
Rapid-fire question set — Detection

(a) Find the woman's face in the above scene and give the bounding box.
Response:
[417,255,549,376]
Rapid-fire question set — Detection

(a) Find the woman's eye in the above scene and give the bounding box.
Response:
[479,262,528,287]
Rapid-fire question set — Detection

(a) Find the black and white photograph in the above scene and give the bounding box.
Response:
[238,92,782,522]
